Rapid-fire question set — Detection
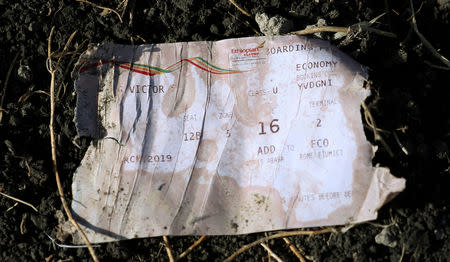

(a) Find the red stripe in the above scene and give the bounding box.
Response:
[182,59,236,75]
[79,60,115,73]
[165,60,183,70]
[117,65,157,76]
[80,59,241,76]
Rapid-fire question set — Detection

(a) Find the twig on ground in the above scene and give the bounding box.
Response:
[291,14,396,38]
[223,228,334,262]
[35,90,51,96]
[352,12,397,38]
[362,102,394,157]
[362,102,380,140]
[20,213,28,234]
[44,232,101,248]
[409,0,450,68]
[292,26,349,35]
[264,232,272,262]
[0,191,38,212]
[339,223,359,234]
[228,0,252,18]
[134,35,147,43]
[292,25,396,38]
[393,131,408,155]
[47,26,99,262]
[156,243,164,258]
[407,1,424,22]
[45,254,54,262]
[163,236,175,262]
[6,202,18,213]
[76,0,123,23]
[424,60,450,70]
[176,235,207,260]
[56,39,88,100]
[118,0,129,18]
[23,159,31,176]
[18,89,51,104]
[367,221,396,229]
[391,9,400,16]
[282,237,306,262]
[398,243,406,262]
[4,140,32,176]
[128,11,133,26]
[260,243,283,262]
[353,25,397,38]
[396,126,408,133]
[130,35,145,44]
[363,124,391,135]
[363,122,408,156]
[0,50,20,123]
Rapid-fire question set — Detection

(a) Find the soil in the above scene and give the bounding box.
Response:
[1,0,449,261]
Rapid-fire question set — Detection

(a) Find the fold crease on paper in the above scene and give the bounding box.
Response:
[70,35,405,243]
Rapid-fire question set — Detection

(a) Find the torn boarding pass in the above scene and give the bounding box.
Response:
[70,35,405,243]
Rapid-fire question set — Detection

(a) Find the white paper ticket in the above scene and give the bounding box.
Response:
[71,35,405,243]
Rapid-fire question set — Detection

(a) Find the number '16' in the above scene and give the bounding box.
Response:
[258,119,279,135]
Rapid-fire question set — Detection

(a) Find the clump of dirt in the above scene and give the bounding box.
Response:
[1,0,449,261]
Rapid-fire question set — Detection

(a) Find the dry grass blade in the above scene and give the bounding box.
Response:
[118,0,129,18]
[228,0,252,18]
[53,31,78,71]
[409,0,450,67]
[398,243,406,262]
[56,39,88,99]
[424,61,450,70]
[407,1,424,21]
[176,235,207,260]
[292,26,349,35]
[0,50,20,123]
[362,102,394,157]
[47,26,99,262]
[260,243,283,262]
[20,213,28,234]
[45,254,54,262]
[6,202,18,213]
[44,232,101,249]
[362,102,379,142]
[353,26,397,38]
[282,237,306,262]
[163,236,175,262]
[76,0,123,23]
[393,131,408,155]
[291,19,396,38]
[0,191,38,212]
[223,228,333,262]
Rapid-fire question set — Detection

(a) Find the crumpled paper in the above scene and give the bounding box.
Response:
[70,35,405,243]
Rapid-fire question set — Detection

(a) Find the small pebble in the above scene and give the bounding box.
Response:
[17,64,33,83]
[375,227,397,248]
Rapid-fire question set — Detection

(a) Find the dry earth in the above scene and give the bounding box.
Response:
[0,0,449,261]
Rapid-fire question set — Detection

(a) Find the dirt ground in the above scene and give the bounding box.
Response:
[1,0,449,261]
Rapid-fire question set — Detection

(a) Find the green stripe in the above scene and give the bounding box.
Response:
[257,41,265,48]
[194,57,242,72]
[122,62,173,73]
[119,57,242,74]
